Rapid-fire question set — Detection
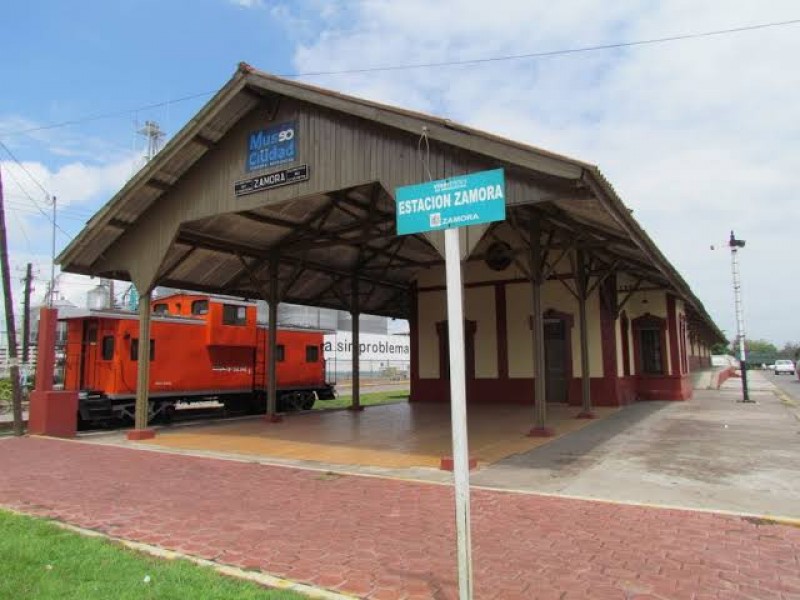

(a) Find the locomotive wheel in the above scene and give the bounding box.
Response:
[162,404,176,425]
[249,394,267,415]
[280,391,303,412]
[302,392,316,411]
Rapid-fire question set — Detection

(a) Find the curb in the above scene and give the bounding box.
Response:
[3,507,358,600]
[470,482,800,528]
[772,386,800,422]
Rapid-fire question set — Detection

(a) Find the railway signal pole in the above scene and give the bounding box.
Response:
[728,231,752,403]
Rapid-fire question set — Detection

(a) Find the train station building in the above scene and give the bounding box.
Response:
[51,63,723,448]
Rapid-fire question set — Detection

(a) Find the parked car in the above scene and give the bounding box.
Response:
[774,359,795,376]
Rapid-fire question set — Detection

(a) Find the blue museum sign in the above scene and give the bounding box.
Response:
[395,168,506,235]
[247,120,297,172]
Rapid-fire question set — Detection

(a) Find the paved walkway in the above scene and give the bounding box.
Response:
[2,436,800,599]
[473,371,800,519]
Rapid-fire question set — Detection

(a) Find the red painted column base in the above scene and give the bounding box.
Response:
[264,413,283,423]
[28,390,78,438]
[575,411,597,419]
[347,405,365,412]
[440,457,478,471]
[527,426,556,437]
[126,429,156,441]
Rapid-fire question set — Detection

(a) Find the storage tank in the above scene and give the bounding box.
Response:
[86,285,110,310]
[275,303,338,330]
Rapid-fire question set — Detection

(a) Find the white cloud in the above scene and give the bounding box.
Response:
[276,0,800,344]
[230,0,263,7]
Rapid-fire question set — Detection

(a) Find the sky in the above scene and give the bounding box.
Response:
[0,0,798,347]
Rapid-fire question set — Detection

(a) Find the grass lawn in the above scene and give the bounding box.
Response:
[0,510,308,600]
[314,389,409,411]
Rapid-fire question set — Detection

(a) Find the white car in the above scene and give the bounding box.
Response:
[774,359,795,375]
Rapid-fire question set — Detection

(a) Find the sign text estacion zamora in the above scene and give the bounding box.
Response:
[396,180,504,226]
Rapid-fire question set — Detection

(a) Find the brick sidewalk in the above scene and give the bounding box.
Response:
[1,437,799,599]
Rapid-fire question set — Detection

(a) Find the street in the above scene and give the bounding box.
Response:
[763,369,800,403]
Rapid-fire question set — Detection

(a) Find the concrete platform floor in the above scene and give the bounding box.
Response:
[474,371,800,519]
[133,402,618,470]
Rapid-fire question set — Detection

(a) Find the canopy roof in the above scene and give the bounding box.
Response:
[58,63,724,342]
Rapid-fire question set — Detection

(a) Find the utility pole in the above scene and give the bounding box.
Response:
[22,262,32,364]
[729,230,752,403]
[0,167,24,435]
[48,195,57,307]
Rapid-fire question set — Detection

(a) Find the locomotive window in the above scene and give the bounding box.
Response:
[130,339,156,361]
[101,336,115,360]
[276,344,285,362]
[223,304,247,326]
[191,300,209,315]
[305,345,319,363]
[153,303,169,315]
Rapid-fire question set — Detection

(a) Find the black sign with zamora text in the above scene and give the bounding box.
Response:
[234,164,310,197]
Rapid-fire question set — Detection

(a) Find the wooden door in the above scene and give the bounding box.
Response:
[544,319,568,403]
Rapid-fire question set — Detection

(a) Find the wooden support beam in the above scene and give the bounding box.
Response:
[108,218,130,230]
[615,278,644,318]
[575,249,593,418]
[177,229,408,291]
[528,217,551,436]
[134,290,153,432]
[159,246,196,280]
[146,178,172,192]
[350,275,362,411]
[266,252,280,420]
[586,259,620,298]
[193,134,216,149]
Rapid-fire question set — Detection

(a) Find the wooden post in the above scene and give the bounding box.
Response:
[350,275,362,411]
[576,249,595,418]
[22,263,32,365]
[528,218,553,437]
[128,289,155,440]
[266,253,282,421]
[0,167,24,435]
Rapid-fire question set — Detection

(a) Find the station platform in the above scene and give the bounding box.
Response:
[134,402,618,470]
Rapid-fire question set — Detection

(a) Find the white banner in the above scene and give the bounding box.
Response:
[323,332,410,362]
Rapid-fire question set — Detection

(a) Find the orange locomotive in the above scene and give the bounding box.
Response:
[60,293,335,427]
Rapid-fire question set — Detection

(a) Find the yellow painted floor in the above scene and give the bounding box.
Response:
[141,403,618,469]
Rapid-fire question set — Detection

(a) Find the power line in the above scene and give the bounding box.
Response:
[0,140,51,197]
[4,193,95,214]
[5,204,88,223]
[9,209,33,254]
[0,90,215,138]
[0,18,797,139]
[3,197,95,220]
[294,18,800,77]
[0,166,73,241]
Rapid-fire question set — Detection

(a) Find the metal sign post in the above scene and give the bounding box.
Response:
[444,225,473,599]
[396,168,505,600]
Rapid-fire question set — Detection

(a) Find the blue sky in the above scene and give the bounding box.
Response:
[1,0,799,346]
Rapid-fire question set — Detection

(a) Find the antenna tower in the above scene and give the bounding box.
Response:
[138,121,165,161]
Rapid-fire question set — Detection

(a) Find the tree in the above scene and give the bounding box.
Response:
[710,341,731,355]
[779,342,800,360]
[744,339,778,355]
